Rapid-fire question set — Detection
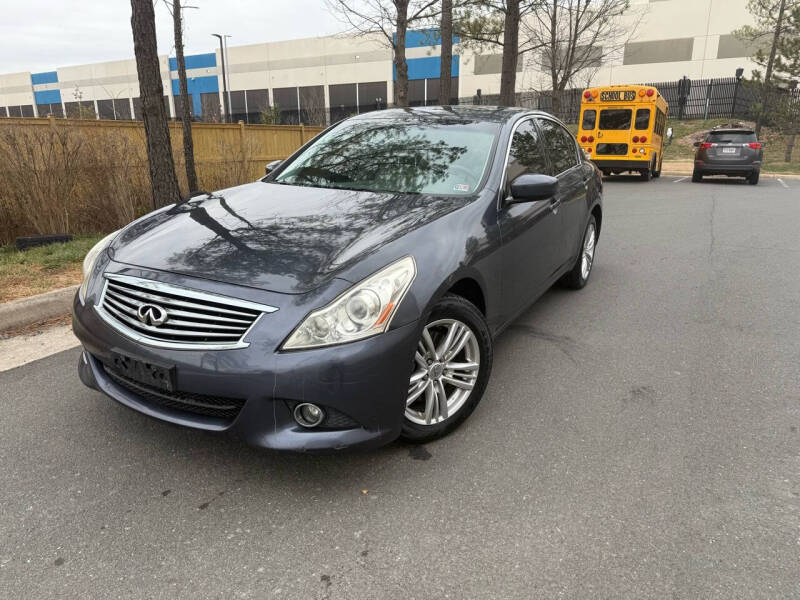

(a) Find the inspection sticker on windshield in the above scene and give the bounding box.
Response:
[453,184,470,192]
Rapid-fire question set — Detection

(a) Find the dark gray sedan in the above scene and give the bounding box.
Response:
[692,126,763,184]
[72,106,603,452]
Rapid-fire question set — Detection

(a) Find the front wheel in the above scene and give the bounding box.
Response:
[401,295,493,443]
[560,215,598,290]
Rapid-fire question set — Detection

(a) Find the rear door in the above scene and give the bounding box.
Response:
[705,130,760,166]
[536,117,586,268]
[498,118,563,317]
[595,107,633,158]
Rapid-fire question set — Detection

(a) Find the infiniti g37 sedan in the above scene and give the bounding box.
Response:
[73,106,603,452]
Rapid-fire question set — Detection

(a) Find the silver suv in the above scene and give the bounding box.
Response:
[692,126,763,185]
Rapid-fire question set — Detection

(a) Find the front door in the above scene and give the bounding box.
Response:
[536,117,586,266]
[498,119,563,318]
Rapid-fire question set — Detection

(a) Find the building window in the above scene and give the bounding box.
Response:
[272,87,300,125]
[623,38,694,65]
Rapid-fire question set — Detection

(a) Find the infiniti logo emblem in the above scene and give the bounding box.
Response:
[137,303,168,327]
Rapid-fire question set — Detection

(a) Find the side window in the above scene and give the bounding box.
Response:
[505,120,549,192]
[581,109,596,130]
[635,108,651,130]
[537,118,579,175]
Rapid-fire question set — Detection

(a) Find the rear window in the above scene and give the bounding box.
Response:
[581,109,596,130]
[599,109,631,130]
[707,131,757,144]
[634,109,651,130]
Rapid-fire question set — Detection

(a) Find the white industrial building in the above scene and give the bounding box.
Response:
[0,0,761,123]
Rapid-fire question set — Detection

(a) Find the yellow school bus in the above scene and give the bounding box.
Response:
[577,85,669,180]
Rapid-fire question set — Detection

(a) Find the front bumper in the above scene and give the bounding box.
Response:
[73,293,420,452]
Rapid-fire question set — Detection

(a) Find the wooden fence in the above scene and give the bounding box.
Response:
[0,117,325,244]
[2,116,325,182]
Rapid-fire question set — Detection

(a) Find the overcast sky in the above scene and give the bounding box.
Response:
[0,1,345,74]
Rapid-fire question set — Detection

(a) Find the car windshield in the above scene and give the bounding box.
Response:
[708,131,756,144]
[273,117,501,195]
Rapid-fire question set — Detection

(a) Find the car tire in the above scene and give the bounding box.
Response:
[748,170,760,185]
[692,169,703,183]
[560,215,598,290]
[401,294,493,444]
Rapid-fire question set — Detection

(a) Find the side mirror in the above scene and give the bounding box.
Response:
[264,160,282,176]
[508,174,558,203]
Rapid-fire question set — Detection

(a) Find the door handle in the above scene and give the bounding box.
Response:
[549,197,562,212]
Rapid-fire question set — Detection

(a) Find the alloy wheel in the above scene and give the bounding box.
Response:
[581,223,596,280]
[406,318,480,426]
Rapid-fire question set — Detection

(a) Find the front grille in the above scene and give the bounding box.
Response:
[96,274,277,350]
[104,365,246,421]
[596,143,628,155]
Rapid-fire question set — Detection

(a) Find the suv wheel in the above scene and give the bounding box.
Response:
[401,295,493,443]
[748,170,760,185]
[692,169,703,183]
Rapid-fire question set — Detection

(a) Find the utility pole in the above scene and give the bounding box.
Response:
[212,33,229,122]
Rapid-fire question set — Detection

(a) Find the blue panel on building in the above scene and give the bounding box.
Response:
[31,71,58,85]
[34,89,62,104]
[171,74,219,116]
[399,28,459,48]
[395,55,459,81]
[169,52,216,71]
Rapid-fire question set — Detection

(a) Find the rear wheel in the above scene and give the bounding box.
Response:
[748,170,760,185]
[640,159,653,181]
[653,154,662,178]
[401,295,493,443]
[560,215,597,290]
[692,169,703,183]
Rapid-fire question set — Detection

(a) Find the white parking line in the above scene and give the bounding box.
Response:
[673,176,689,183]
[777,178,789,189]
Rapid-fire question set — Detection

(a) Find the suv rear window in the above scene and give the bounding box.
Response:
[599,109,632,130]
[707,131,756,144]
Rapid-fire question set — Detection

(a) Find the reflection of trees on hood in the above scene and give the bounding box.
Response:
[160,191,467,291]
[279,121,468,193]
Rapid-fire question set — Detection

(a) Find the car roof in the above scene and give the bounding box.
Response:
[351,105,545,125]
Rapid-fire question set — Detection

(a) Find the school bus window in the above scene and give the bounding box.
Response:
[599,109,631,130]
[635,108,651,130]
[581,109,596,130]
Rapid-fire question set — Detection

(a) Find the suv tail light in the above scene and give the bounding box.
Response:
[699,142,712,150]
[748,142,762,150]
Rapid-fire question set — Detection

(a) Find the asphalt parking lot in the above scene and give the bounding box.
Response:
[2,175,798,599]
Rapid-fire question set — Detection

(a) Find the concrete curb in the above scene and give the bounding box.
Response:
[0,285,78,332]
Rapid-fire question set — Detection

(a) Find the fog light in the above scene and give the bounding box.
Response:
[294,403,325,428]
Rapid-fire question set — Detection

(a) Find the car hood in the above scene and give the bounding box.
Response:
[110,182,471,294]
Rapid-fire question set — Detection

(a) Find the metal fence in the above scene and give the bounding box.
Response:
[461,77,800,125]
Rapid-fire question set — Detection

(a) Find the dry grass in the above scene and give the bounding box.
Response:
[0,234,102,302]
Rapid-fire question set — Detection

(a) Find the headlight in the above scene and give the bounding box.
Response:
[79,230,119,303]
[282,256,416,350]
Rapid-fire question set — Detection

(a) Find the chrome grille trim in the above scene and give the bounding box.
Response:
[94,274,278,350]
